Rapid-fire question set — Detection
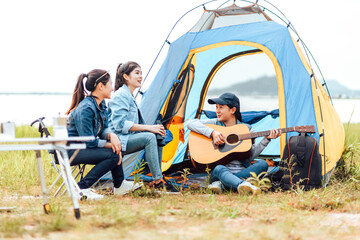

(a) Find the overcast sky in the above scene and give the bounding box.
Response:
[1,0,359,94]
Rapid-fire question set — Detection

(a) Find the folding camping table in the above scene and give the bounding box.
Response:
[0,136,94,219]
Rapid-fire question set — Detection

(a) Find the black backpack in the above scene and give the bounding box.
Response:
[271,133,322,190]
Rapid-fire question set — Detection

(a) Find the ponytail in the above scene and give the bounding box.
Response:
[115,63,125,91]
[66,69,110,115]
[66,73,87,115]
[235,109,242,122]
[115,61,140,91]
[227,104,242,122]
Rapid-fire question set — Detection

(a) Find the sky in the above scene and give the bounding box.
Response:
[1,0,360,94]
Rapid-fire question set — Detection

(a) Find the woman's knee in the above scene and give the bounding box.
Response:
[212,165,228,176]
[101,149,120,166]
[110,152,121,164]
[144,132,157,145]
[256,159,269,172]
[101,147,119,159]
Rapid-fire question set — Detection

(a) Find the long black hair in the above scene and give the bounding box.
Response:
[115,61,140,91]
[66,69,110,115]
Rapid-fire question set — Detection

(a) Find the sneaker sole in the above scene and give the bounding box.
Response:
[80,192,104,200]
[87,197,104,200]
[132,183,143,191]
[253,188,261,195]
[117,183,144,196]
[237,185,253,195]
[81,196,104,200]
[209,186,222,194]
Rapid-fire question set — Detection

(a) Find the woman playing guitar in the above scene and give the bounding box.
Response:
[187,93,281,194]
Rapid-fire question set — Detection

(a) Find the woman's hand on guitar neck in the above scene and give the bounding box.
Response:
[211,130,225,145]
[266,128,281,140]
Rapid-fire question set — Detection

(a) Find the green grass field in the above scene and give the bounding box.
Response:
[0,124,359,239]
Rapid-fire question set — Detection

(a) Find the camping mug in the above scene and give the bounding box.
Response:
[53,117,68,139]
[1,122,16,138]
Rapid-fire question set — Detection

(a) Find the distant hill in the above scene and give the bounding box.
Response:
[208,76,360,98]
[208,75,278,96]
[325,80,360,98]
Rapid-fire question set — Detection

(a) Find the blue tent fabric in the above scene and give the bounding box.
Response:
[202,109,279,125]
[251,114,281,158]
[140,21,319,138]
[164,129,173,144]
[140,32,197,124]
[137,20,319,168]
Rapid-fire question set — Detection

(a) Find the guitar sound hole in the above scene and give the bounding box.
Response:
[227,134,239,144]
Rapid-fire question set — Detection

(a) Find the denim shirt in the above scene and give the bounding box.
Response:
[108,85,145,151]
[187,118,270,171]
[67,96,112,149]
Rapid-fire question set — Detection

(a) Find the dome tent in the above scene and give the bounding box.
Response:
[136,1,345,180]
[101,1,345,185]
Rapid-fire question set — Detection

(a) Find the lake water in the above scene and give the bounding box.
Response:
[0,94,359,126]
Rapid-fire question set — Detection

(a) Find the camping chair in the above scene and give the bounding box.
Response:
[30,117,86,197]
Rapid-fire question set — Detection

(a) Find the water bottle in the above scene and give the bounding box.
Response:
[155,120,166,146]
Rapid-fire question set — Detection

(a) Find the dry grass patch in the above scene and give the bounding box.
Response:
[1,124,360,239]
[1,190,360,239]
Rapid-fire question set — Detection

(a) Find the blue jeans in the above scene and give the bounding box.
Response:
[210,160,269,190]
[123,132,163,181]
[68,148,123,189]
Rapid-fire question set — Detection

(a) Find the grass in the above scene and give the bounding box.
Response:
[0,124,359,239]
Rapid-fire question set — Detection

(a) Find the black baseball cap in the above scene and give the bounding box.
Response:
[208,93,240,109]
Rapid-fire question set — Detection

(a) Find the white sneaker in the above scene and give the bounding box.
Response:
[208,181,223,194]
[237,181,261,195]
[114,180,143,196]
[79,188,104,200]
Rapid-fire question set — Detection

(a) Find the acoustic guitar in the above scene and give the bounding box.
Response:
[188,124,315,171]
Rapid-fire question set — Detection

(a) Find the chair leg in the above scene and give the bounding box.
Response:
[58,165,85,197]
[54,166,78,197]
[79,165,86,181]
[49,151,87,197]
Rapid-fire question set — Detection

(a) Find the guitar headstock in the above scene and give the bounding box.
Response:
[294,125,316,133]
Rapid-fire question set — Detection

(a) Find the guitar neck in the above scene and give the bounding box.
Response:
[238,127,298,140]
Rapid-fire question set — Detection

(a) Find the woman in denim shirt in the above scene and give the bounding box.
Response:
[66,69,124,199]
[109,61,177,192]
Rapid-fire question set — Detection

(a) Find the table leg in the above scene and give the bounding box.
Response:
[35,150,50,214]
[55,146,81,219]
